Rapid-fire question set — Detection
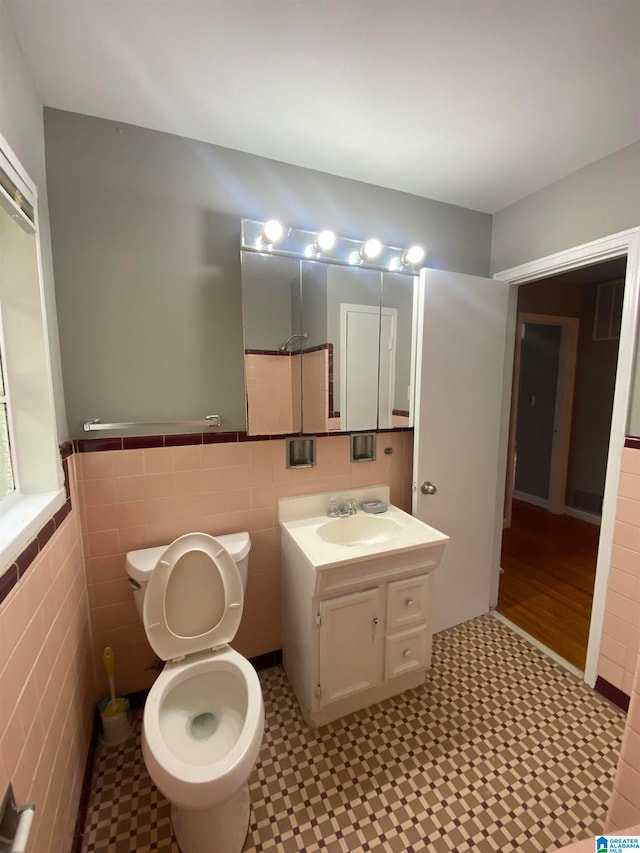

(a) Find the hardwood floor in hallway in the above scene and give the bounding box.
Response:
[498,500,599,670]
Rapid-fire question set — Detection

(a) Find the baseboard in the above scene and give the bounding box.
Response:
[250,648,283,670]
[564,505,602,526]
[594,676,630,713]
[513,490,549,509]
[71,710,101,853]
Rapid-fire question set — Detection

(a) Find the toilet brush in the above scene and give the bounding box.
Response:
[99,647,132,746]
[102,647,128,715]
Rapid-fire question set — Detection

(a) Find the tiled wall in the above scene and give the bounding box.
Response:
[598,444,640,696]
[605,646,640,832]
[246,348,335,435]
[77,430,414,699]
[245,354,299,435]
[0,457,93,853]
[301,348,330,432]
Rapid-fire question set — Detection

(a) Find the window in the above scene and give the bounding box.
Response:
[0,130,65,574]
[0,343,15,501]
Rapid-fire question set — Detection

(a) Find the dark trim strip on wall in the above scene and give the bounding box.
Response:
[594,676,630,713]
[2,426,415,603]
[244,343,333,357]
[74,425,413,453]
[4,433,637,606]
[0,452,73,606]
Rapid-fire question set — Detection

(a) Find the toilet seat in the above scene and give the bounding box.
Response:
[143,533,244,662]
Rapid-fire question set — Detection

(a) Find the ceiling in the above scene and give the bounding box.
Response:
[4,0,640,213]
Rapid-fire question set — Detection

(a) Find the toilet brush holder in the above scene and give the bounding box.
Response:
[98,697,133,747]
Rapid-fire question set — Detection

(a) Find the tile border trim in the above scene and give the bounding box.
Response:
[624,435,640,449]
[594,675,630,713]
[74,426,414,453]
[0,452,73,606]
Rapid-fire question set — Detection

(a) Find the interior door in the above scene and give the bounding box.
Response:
[341,304,379,430]
[413,269,512,634]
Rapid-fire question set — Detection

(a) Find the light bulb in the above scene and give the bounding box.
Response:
[359,238,382,260]
[262,219,283,244]
[313,230,336,253]
[401,245,425,266]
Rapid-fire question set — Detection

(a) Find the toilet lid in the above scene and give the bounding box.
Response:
[143,533,244,662]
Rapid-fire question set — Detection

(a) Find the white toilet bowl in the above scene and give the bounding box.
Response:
[126,532,264,853]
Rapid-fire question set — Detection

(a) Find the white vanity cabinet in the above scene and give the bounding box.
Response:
[281,526,446,727]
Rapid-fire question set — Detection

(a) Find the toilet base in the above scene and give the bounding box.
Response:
[171,783,250,853]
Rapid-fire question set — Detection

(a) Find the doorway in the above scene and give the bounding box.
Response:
[498,258,626,670]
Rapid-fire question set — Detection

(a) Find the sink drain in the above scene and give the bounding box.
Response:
[188,711,216,740]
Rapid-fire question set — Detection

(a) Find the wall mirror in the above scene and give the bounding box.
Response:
[240,220,420,436]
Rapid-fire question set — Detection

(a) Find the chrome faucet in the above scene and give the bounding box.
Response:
[327,497,357,518]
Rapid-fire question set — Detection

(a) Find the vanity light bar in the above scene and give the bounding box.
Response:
[241,219,424,275]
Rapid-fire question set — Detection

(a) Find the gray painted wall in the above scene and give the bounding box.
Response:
[0,8,68,439]
[491,142,640,435]
[568,281,620,510]
[241,253,297,351]
[43,109,492,437]
[491,142,640,273]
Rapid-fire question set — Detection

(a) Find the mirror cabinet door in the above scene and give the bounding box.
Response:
[381,271,418,429]
[315,264,382,433]
[241,249,418,437]
[241,251,302,436]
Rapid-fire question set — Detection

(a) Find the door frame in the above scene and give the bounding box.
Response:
[493,227,640,686]
[505,313,579,524]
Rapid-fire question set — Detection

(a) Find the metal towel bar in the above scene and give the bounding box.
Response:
[83,415,221,432]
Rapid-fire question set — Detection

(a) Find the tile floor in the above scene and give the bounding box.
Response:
[81,615,625,852]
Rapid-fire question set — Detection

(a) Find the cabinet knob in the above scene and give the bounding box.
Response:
[405,598,414,607]
[403,649,412,658]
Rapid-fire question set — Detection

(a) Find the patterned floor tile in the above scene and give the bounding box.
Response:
[80,615,625,852]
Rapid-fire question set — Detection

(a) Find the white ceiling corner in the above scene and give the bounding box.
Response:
[4,0,640,213]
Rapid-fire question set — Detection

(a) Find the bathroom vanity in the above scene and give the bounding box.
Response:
[279,487,449,727]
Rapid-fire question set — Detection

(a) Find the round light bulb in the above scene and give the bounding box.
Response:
[314,230,336,253]
[262,219,284,244]
[402,245,425,266]
[360,238,382,260]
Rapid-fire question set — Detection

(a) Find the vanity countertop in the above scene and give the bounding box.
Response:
[278,486,449,571]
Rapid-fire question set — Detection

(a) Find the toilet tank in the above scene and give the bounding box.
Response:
[126,532,251,621]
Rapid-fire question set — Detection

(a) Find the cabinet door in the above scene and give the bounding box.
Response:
[318,588,382,708]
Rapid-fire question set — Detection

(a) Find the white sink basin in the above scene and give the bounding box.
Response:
[279,487,450,570]
[317,515,403,546]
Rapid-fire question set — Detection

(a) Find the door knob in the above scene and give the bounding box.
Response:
[420,481,437,495]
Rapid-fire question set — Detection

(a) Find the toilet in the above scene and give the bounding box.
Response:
[125,532,264,853]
